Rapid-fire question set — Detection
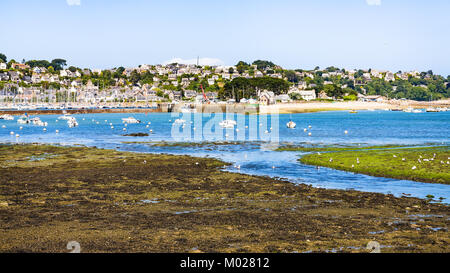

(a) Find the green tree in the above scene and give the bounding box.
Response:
[284,70,299,83]
[252,60,276,70]
[51,59,67,70]
[0,53,6,63]
[323,84,344,99]
[236,61,250,74]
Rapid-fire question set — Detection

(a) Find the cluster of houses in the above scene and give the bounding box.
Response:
[0,61,444,105]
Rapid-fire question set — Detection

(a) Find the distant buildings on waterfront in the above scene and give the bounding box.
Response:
[1,59,449,106]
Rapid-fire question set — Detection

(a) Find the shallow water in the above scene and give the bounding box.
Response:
[1,110,449,202]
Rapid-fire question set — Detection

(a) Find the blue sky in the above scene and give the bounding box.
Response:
[1,0,449,76]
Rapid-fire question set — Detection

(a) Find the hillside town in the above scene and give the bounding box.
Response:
[1,55,449,108]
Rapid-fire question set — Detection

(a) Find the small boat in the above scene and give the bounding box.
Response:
[219,120,237,128]
[58,114,73,120]
[67,117,78,128]
[30,117,48,127]
[412,109,423,113]
[391,108,402,111]
[349,110,357,114]
[174,119,186,124]
[0,114,14,120]
[17,117,29,124]
[122,117,141,124]
[286,121,296,129]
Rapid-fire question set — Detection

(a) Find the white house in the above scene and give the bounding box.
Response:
[385,72,395,81]
[298,90,316,101]
[0,63,6,70]
[259,91,275,105]
[275,94,291,103]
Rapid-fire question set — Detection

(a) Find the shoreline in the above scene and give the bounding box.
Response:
[1,100,449,116]
[0,143,448,253]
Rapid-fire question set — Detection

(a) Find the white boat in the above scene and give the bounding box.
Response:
[122,117,141,124]
[30,117,48,127]
[412,109,423,113]
[17,118,29,124]
[174,119,186,124]
[219,120,237,128]
[67,117,78,128]
[0,114,14,120]
[58,114,73,120]
[286,121,296,129]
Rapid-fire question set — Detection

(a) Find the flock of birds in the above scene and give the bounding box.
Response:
[324,152,450,171]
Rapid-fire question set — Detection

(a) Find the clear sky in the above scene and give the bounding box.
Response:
[1,0,449,76]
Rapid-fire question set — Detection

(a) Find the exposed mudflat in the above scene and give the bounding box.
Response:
[0,144,448,253]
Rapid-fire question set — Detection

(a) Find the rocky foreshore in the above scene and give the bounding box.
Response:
[0,144,448,253]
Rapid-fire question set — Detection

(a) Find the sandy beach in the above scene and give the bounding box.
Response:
[259,100,450,114]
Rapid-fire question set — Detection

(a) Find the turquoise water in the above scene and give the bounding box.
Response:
[1,110,449,202]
